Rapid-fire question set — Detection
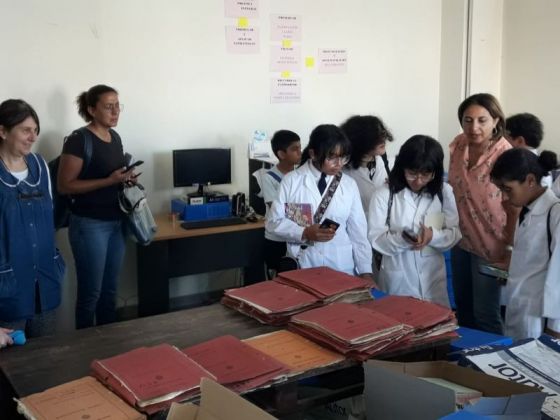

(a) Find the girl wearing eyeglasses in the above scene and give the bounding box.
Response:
[266,124,375,281]
[367,135,461,307]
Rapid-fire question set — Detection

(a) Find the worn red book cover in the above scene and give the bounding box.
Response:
[182,335,289,393]
[360,295,454,330]
[289,302,404,344]
[276,267,371,298]
[91,344,214,413]
[224,280,319,314]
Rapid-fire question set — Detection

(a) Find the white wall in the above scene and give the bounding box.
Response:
[468,0,504,96]
[500,0,560,155]
[2,0,446,331]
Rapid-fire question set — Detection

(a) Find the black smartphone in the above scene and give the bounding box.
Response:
[320,218,340,231]
[402,228,418,243]
[123,160,144,172]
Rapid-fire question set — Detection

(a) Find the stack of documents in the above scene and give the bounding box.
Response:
[275,267,373,303]
[182,335,290,393]
[245,330,344,376]
[221,280,320,325]
[360,295,458,350]
[288,302,410,361]
[15,376,145,420]
[90,344,214,414]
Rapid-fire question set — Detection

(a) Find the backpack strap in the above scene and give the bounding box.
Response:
[72,127,93,176]
[385,190,394,228]
[547,202,560,258]
[381,153,390,176]
[266,170,282,183]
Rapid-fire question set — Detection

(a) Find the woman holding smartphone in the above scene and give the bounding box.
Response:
[368,135,461,307]
[57,84,136,329]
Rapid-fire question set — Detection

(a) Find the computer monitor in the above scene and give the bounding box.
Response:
[172,148,232,195]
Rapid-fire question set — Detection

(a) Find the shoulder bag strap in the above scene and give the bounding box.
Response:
[313,171,342,224]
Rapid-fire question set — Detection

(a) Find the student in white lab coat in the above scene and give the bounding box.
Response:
[368,135,462,307]
[490,148,560,340]
[340,115,394,213]
[266,124,375,282]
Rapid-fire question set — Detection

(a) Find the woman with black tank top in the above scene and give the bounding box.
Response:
[57,85,136,329]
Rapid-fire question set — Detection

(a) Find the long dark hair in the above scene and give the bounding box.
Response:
[389,135,444,196]
[491,148,559,183]
[0,99,40,134]
[340,115,393,169]
[76,84,118,122]
[300,124,351,168]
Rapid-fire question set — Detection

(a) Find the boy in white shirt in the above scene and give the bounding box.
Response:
[262,130,301,278]
[505,113,554,188]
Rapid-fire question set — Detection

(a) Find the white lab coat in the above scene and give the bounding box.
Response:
[344,155,390,213]
[504,188,560,340]
[367,183,462,307]
[266,161,373,275]
[552,175,560,198]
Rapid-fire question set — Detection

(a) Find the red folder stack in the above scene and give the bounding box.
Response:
[91,344,214,414]
[360,295,458,351]
[221,280,320,325]
[275,267,373,303]
[182,335,290,393]
[288,302,410,361]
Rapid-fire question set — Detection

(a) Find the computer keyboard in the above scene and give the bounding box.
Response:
[181,216,248,229]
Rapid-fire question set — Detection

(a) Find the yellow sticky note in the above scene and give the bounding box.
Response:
[282,39,292,48]
[305,57,315,68]
[281,70,291,78]
[237,17,249,28]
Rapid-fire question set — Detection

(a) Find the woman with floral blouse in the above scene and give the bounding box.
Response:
[448,93,518,334]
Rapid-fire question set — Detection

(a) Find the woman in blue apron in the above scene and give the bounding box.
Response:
[0,99,65,349]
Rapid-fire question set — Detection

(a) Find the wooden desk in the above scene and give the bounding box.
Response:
[0,305,277,417]
[137,214,266,316]
[0,304,449,419]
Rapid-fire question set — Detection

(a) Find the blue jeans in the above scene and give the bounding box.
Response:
[451,246,503,334]
[69,215,126,329]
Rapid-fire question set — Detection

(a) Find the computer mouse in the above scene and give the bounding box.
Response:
[246,215,258,223]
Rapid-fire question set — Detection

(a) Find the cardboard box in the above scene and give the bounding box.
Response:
[364,360,545,420]
[166,378,277,420]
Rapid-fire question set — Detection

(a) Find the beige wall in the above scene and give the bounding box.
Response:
[501,0,560,155]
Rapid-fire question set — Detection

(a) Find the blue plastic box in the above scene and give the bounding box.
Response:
[171,198,232,221]
[448,327,513,360]
[184,201,231,221]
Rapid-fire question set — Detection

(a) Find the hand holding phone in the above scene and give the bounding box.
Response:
[320,218,340,231]
[402,228,418,243]
[123,160,144,172]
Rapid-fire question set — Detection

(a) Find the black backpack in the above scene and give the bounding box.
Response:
[48,127,93,230]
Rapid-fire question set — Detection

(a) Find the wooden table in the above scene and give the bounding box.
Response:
[0,304,277,417]
[0,303,451,419]
[136,214,266,316]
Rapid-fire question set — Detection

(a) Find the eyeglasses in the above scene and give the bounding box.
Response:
[404,170,434,182]
[325,155,350,166]
[101,104,124,113]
